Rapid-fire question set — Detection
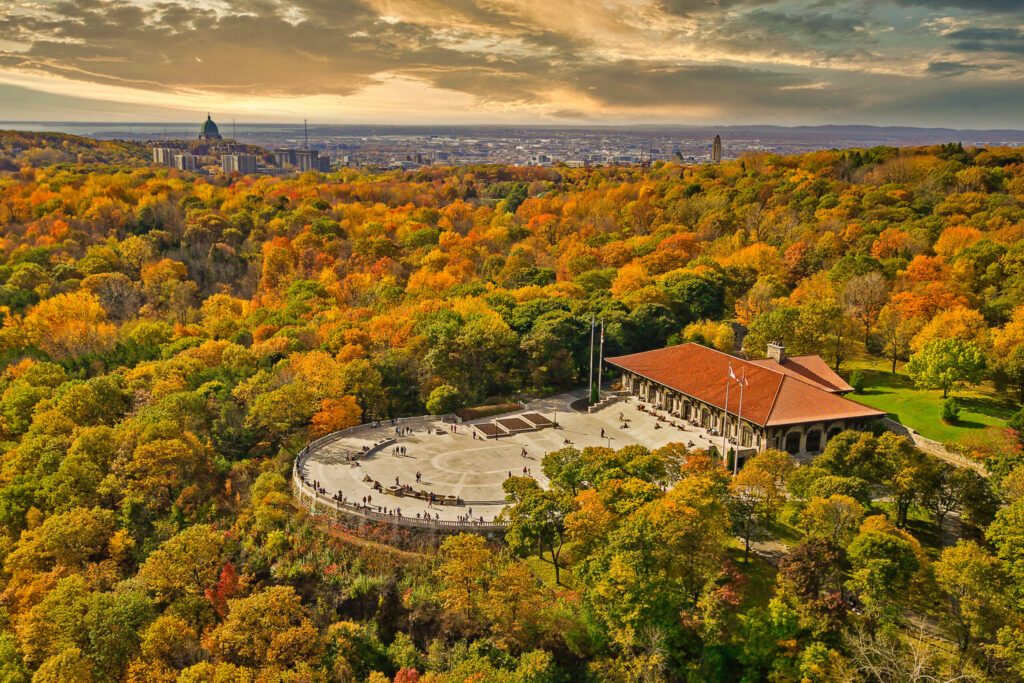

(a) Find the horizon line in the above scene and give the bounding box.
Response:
[4,121,1024,134]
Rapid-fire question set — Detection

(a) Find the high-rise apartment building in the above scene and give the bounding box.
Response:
[711,135,722,164]
[152,147,176,166]
[221,154,257,174]
[174,154,198,171]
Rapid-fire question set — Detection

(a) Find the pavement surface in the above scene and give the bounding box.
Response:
[301,390,723,522]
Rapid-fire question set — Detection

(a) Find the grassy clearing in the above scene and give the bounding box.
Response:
[726,546,778,609]
[773,503,805,547]
[844,357,1017,444]
[525,540,578,589]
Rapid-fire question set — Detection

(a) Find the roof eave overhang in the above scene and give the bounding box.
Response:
[606,359,769,428]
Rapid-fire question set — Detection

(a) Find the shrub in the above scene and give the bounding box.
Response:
[455,402,521,421]
[425,385,462,415]
[941,397,960,423]
[849,370,865,394]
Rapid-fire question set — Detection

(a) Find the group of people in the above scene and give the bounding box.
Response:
[394,424,414,436]
[391,445,408,456]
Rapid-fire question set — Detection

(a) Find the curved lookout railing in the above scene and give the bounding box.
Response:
[292,416,510,534]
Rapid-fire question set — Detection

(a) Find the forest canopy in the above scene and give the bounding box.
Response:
[0,133,1023,681]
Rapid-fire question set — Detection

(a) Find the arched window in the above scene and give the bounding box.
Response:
[785,431,801,455]
[805,429,822,453]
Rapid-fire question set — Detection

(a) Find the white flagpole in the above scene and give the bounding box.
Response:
[588,315,595,404]
[597,319,605,402]
[721,373,730,465]
[734,370,746,475]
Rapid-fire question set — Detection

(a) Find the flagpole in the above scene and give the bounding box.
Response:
[597,319,605,402]
[721,373,730,465]
[734,370,746,475]
[588,315,595,404]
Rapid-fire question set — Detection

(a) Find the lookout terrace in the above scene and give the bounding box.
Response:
[293,390,726,533]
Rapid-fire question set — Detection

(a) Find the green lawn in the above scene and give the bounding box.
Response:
[726,546,778,610]
[843,358,1017,445]
[525,541,577,589]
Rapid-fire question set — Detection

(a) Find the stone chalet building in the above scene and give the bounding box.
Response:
[606,342,885,459]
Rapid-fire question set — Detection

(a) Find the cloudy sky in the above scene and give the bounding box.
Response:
[1,0,1023,126]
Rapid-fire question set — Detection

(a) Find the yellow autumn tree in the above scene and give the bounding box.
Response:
[21,290,116,360]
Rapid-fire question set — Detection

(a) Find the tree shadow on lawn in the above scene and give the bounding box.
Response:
[955,395,1017,422]
[948,418,987,430]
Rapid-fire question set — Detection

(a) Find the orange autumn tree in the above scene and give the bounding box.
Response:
[310,396,362,436]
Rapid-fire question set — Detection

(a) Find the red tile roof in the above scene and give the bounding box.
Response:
[605,343,884,428]
[749,355,854,393]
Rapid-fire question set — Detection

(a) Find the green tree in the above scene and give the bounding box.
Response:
[906,338,986,398]
[83,588,155,681]
[743,306,799,357]
[934,541,1007,655]
[986,499,1024,606]
[501,485,573,585]
[921,463,994,546]
[800,495,865,548]
[540,446,584,495]
[847,519,920,627]
[425,384,461,415]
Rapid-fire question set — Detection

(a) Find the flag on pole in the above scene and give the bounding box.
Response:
[728,364,737,382]
[742,370,749,387]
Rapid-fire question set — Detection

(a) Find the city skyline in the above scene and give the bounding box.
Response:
[1,0,1023,127]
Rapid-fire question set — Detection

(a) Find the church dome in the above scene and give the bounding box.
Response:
[200,114,222,140]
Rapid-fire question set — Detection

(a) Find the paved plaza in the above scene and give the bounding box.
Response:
[300,390,724,523]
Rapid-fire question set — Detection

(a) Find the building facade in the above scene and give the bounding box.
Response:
[173,154,198,171]
[711,135,722,164]
[221,154,257,174]
[152,147,175,166]
[607,342,884,460]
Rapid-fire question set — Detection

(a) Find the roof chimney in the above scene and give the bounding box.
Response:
[767,342,786,364]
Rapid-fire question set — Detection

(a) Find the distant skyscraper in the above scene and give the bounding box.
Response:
[221,154,257,174]
[274,149,297,168]
[199,114,222,140]
[152,147,175,166]
[295,149,331,172]
[173,154,198,171]
[711,135,722,164]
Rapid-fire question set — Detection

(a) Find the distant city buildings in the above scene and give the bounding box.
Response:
[174,153,198,171]
[147,117,745,174]
[275,148,330,172]
[152,147,175,166]
[221,154,257,174]
[273,149,296,167]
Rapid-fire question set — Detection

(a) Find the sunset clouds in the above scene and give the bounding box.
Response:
[1,0,1022,125]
